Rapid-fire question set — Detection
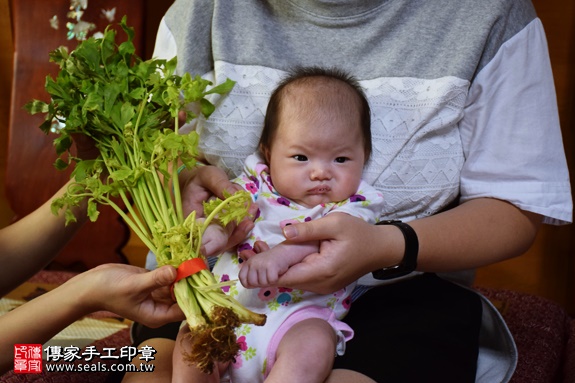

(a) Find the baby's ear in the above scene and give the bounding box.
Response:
[258,145,271,164]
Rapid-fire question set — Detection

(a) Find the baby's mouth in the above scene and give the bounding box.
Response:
[308,185,331,194]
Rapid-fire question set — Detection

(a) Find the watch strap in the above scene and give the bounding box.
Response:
[371,220,419,280]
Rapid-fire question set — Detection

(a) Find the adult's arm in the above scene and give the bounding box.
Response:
[179,166,541,292]
[0,181,88,296]
[0,133,103,296]
[275,198,542,294]
[0,264,183,374]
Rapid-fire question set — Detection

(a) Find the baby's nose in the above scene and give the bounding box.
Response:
[310,166,331,180]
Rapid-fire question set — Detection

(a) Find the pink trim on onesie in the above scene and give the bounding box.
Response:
[264,305,354,378]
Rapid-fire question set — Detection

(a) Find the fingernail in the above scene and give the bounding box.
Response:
[283,225,297,239]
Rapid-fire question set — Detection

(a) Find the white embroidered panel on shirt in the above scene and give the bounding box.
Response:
[198,62,469,220]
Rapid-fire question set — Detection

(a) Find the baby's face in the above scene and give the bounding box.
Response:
[267,102,366,208]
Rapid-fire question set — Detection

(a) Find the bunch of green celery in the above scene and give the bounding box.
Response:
[25,17,265,373]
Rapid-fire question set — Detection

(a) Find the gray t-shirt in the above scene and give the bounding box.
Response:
[148,1,573,381]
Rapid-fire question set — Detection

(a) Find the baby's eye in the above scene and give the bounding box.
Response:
[293,155,308,161]
[335,157,348,163]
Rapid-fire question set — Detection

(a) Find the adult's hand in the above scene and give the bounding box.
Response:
[180,165,256,256]
[274,214,399,294]
[277,198,544,295]
[0,264,185,373]
[180,165,240,215]
[75,264,185,328]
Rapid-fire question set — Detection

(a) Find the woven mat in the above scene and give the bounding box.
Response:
[1,271,130,355]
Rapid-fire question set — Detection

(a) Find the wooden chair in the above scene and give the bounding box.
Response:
[7,0,146,270]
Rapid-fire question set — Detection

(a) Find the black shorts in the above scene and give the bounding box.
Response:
[124,273,482,383]
[333,273,482,382]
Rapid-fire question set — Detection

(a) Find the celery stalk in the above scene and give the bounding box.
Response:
[25,16,266,373]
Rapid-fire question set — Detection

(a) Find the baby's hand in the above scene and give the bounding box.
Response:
[238,242,288,287]
[238,241,318,288]
[198,219,232,257]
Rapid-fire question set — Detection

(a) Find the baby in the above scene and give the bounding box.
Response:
[174,66,384,383]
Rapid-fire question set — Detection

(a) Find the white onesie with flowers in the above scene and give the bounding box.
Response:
[212,153,384,382]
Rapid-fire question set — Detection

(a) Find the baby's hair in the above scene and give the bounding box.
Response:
[259,66,372,162]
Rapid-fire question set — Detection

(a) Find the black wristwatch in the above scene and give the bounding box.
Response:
[371,220,419,280]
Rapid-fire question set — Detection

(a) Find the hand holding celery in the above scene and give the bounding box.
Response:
[25,17,265,373]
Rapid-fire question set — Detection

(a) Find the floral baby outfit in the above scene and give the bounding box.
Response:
[212,153,384,382]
